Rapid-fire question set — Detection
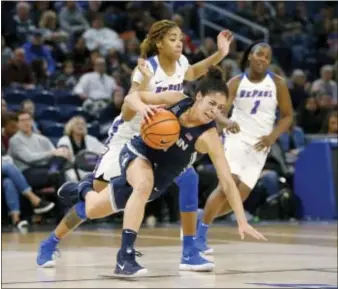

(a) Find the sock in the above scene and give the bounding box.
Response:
[48,232,60,245]
[183,235,194,253]
[197,223,209,239]
[121,229,137,253]
[74,201,87,220]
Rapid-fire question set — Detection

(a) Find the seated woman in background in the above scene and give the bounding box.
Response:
[321,110,338,135]
[57,116,104,181]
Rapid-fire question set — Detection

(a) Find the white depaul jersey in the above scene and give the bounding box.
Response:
[230,72,278,145]
[107,55,190,143]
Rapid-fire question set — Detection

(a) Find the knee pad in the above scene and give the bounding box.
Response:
[176,168,199,212]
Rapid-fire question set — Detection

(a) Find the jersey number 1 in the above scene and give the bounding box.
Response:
[250,100,261,115]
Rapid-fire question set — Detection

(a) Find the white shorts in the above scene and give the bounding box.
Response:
[224,133,268,189]
[94,137,126,182]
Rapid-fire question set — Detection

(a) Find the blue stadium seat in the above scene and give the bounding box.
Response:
[87,121,100,138]
[3,89,27,104]
[6,104,21,112]
[58,105,91,122]
[37,106,62,122]
[39,121,65,138]
[32,90,55,106]
[49,137,60,147]
[54,90,83,106]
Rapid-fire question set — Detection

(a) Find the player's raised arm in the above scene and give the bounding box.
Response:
[122,91,185,122]
[196,128,267,241]
[184,30,233,81]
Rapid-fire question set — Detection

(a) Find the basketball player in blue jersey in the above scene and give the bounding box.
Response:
[194,42,293,254]
[37,20,235,271]
[43,67,266,277]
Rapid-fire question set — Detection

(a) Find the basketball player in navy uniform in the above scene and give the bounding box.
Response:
[39,67,266,277]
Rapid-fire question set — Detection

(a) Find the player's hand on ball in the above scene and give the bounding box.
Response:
[254,134,276,152]
[139,103,165,123]
[217,30,234,57]
[138,58,153,78]
[225,120,240,134]
[238,222,267,241]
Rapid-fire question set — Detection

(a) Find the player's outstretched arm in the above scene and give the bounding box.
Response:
[196,128,267,241]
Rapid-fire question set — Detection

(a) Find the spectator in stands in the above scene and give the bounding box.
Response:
[22,29,56,75]
[57,116,104,181]
[172,14,196,59]
[221,59,240,82]
[71,37,90,75]
[2,112,18,152]
[8,111,69,191]
[20,99,40,133]
[278,117,306,165]
[122,37,140,72]
[2,160,55,232]
[39,10,69,62]
[7,2,36,47]
[297,97,324,134]
[58,1,89,37]
[148,1,173,21]
[73,57,118,114]
[31,1,51,26]
[1,48,35,89]
[327,18,338,60]
[83,14,124,56]
[30,59,51,88]
[85,1,103,24]
[289,69,310,111]
[2,36,13,65]
[53,60,77,90]
[311,65,337,105]
[1,98,8,116]
[321,110,338,135]
[193,37,217,63]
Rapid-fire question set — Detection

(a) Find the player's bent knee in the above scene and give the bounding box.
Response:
[132,178,153,200]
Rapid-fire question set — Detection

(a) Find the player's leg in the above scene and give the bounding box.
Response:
[36,174,116,268]
[37,147,121,267]
[115,157,154,277]
[176,168,215,271]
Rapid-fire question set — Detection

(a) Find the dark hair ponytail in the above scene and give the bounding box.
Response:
[196,66,228,98]
[240,41,268,72]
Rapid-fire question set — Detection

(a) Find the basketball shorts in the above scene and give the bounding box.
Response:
[224,133,269,189]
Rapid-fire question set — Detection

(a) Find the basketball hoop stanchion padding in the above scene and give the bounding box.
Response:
[294,139,338,219]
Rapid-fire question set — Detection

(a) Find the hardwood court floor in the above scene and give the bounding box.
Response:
[2,222,337,288]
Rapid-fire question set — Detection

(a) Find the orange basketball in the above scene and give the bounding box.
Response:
[141,110,181,150]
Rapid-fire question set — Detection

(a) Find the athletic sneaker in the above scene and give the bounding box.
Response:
[114,249,148,277]
[179,247,215,272]
[36,239,60,268]
[16,220,29,234]
[57,181,79,207]
[34,200,55,214]
[194,235,214,255]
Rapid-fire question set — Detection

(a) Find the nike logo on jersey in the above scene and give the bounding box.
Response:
[239,89,273,98]
[155,80,163,85]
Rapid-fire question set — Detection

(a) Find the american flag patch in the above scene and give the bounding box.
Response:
[185,133,193,141]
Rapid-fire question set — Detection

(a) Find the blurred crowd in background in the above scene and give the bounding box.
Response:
[1,1,337,231]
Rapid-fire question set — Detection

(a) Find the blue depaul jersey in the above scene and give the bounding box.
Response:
[122,97,216,194]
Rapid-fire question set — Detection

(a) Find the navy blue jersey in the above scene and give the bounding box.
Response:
[120,97,216,197]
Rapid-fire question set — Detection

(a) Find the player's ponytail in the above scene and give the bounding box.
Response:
[240,41,271,72]
[205,65,224,81]
[197,65,228,98]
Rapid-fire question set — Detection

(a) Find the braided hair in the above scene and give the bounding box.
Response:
[140,20,178,58]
